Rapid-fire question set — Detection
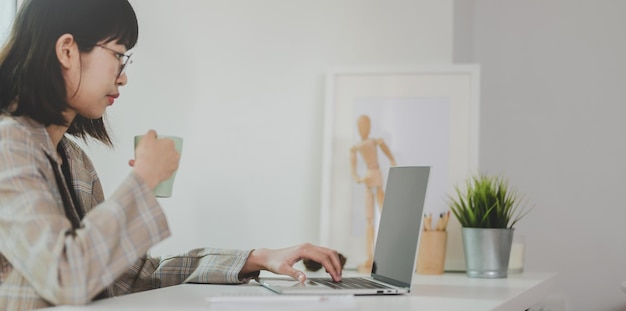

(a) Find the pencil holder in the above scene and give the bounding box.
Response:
[416,231,447,275]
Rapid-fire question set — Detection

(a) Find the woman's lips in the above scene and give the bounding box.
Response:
[107,94,119,105]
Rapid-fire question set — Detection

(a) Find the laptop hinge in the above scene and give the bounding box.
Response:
[371,274,410,289]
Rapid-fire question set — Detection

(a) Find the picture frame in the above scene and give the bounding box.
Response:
[319,65,480,271]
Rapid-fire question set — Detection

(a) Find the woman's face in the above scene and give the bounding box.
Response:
[65,41,129,120]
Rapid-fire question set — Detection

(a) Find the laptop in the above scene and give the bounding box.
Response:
[259,166,430,295]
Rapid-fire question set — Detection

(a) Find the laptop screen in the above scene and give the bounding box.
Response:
[371,166,430,288]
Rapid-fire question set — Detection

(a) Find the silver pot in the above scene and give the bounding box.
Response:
[462,228,514,278]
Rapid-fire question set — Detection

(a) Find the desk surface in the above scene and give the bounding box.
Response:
[46,272,556,311]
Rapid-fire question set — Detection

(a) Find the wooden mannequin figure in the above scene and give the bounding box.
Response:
[350,115,397,273]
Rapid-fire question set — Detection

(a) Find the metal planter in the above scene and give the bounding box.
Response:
[462,228,514,278]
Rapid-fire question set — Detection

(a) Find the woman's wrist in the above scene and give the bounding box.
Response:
[240,248,267,275]
[132,167,158,189]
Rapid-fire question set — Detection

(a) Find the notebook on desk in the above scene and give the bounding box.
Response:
[259,166,430,295]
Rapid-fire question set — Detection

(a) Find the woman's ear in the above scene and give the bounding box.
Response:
[56,34,78,69]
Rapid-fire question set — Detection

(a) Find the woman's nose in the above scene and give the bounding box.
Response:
[117,72,128,86]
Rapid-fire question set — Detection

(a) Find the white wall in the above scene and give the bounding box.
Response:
[0,0,16,43]
[80,0,452,255]
[455,1,626,310]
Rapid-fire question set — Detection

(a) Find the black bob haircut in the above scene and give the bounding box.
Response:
[0,0,139,145]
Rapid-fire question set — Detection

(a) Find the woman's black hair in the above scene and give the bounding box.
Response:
[0,0,139,146]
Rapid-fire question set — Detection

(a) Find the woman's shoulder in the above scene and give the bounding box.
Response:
[0,116,53,167]
[0,114,20,129]
[0,115,40,142]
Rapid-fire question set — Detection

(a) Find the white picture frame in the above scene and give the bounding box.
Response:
[319,65,480,271]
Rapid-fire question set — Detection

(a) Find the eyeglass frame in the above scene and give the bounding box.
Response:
[96,44,133,78]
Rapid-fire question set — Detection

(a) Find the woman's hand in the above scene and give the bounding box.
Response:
[241,243,343,283]
[130,130,180,189]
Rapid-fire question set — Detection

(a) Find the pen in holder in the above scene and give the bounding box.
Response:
[416,212,449,275]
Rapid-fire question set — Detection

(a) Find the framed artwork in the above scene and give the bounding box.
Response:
[319,65,480,271]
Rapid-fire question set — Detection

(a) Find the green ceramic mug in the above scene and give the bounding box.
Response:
[134,135,183,198]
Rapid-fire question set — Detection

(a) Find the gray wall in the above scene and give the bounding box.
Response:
[455,1,626,310]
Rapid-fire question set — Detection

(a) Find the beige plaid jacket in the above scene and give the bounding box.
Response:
[0,116,253,310]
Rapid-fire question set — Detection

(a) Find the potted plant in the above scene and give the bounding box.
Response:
[448,173,531,278]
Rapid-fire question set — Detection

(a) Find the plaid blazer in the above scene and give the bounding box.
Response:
[0,116,252,309]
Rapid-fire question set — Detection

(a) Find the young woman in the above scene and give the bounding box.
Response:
[0,0,341,309]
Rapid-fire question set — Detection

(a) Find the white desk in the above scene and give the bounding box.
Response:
[46,272,556,311]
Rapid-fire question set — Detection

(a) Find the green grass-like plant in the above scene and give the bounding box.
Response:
[448,174,531,229]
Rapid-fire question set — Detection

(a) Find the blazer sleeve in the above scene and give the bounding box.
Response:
[109,248,257,296]
[0,126,171,305]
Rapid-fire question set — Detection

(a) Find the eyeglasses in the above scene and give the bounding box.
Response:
[96,45,133,78]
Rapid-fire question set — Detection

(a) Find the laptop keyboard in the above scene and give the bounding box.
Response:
[309,277,392,289]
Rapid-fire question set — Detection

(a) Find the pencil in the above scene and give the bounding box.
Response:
[435,212,445,231]
[423,213,432,231]
[441,211,450,231]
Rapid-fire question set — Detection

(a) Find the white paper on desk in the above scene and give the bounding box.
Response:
[206,295,355,310]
